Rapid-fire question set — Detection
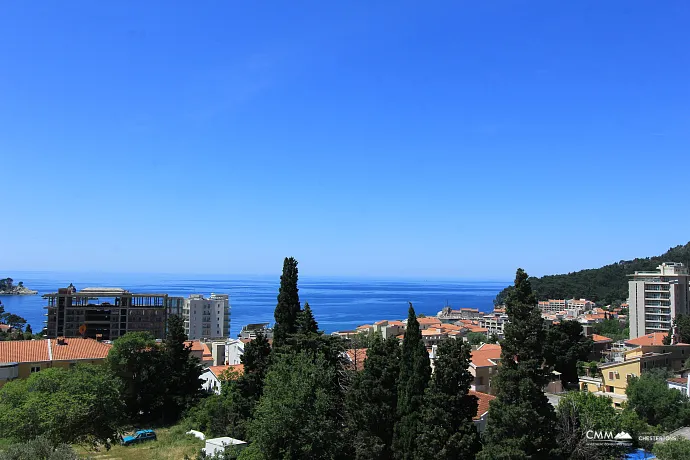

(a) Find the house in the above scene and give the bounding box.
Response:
[239,323,273,340]
[624,332,668,347]
[372,320,406,339]
[421,328,448,347]
[469,344,501,394]
[331,330,359,340]
[344,348,368,371]
[667,377,689,396]
[470,390,496,433]
[417,317,442,330]
[201,364,244,394]
[589,334,614,361]
[185,340,214,367]
[0,338,112,388]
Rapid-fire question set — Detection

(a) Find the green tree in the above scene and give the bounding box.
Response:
[555,391,623,459]
[466,332,486,346]
[479,269,558,460]
[160,314,204,423]
[415,338,480,459]
[106,331,165,421]
[392,303,431,460]
[665,314,690,345]
[232,332,273,438]
[544,320,593,385]
[488,333,499,344]
[273,257,301,347]
[0,365,124,446]
[247,352,344,460]
[296,302,318,334]
[345,334,401,460]
[0,436,79,460]
[626,370,690,431]
[652,438,690,460]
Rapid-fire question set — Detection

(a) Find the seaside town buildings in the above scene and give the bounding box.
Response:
[628,262,690,339]
[170,293,231,340]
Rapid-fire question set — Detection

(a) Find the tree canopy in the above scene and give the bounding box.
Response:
[544,320,592,385]
[495,242,690,304]
[273,257,301,347]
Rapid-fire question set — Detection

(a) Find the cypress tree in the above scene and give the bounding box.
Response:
[296,302,318,334]
[345,333,401,460]
[273,257,300,347]
[478,269,558,460]
[415,338,480,459]
[393,303,431,459]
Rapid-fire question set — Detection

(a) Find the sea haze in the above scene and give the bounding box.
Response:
[1,272,508,337]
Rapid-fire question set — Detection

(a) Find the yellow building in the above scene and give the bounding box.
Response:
[0,337,111,388]
[579,351,672,408]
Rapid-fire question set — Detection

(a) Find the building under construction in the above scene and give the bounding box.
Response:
[44,284,180,340]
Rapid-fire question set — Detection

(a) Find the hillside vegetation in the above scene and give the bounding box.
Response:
[495,242,690,305]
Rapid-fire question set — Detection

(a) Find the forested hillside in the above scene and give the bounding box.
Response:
[495,242,690,305]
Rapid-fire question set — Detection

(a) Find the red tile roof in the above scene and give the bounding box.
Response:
[346,348,368,371]
[469,390,496,419]
[418,317,442,325]
[668,377,688,385]
[470,345,502,368]
[209,364,244,379]
[0,338,111,363]
[591,334,613,343]
[626,332,668,347]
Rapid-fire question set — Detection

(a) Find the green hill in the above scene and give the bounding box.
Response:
[495,242,690,305]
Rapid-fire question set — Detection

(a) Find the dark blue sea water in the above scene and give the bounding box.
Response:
[0,272,507,337]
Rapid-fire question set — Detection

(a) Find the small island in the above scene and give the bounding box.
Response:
[0,277,38,295]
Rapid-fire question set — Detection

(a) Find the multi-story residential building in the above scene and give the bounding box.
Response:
[567,298,595,312]
[0,337,112,388]
[437,306,483,322]
[538,299,567,314]
[628,263,690,339]
[479,312,509,339]
[174,294,230,340]
[469,343,502,394]
[372,320,406,339]
[44,285,175,340]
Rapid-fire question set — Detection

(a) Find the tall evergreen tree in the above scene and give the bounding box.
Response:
[296,302,318,334]
[393,303,431,460]
[478,269,558,460]
[161,314,204,422]
[415,338,481,459]
[544,320,592,385]
[345,334,401,460]
[273,257,300,347]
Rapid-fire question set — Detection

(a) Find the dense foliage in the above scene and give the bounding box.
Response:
[273,257,301,347]
[495,242,690,304]
[0,436,79,460]
[664,314,690,345]
[415,337,480,459]
[544,320,592,385]
[625,370,690,431]
[392,303,431,459]
[652,438,690,460]
[0,365,124,446]
[479,269,558,460]
[345,333,401,460]
[106,316,203,424]
[0,301,28,334]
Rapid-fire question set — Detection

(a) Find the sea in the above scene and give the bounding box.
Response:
[0,272,508,337]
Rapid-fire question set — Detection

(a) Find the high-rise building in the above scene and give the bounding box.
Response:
[172,293,230,340]
[44,285,174,340]
[628,263,690,339]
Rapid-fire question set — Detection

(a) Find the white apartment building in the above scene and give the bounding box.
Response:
[479,312,509,339]
[182,293,231,340]
[629,263,690,339]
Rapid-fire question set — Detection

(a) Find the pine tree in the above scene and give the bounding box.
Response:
[296,302,318,334]
[393,303,431,460]
[273,257,300,347]
[415,338,480,459]
[478,269,558,460]
[345,334,401,460]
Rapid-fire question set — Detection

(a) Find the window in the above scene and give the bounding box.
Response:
[606,385,614,393]
[477,376,484,385]
[608,371,614,380]
[31,366,40,373]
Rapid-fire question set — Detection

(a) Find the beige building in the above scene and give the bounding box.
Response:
[0,338,112,388]
[469,344,501,394]
[629,263,690,339]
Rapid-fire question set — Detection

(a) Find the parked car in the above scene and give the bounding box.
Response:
[120,429,157,446]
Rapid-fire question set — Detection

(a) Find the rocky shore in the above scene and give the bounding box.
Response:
[0,284,38,295]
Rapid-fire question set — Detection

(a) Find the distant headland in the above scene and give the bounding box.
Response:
[0,278,38,295]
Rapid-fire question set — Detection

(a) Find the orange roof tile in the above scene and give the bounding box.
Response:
[440,324,462,331]
[418,317,441,324]
[466,325,488,333]
[209,364,244,379]
[668,377,688,385]
[0,338,111,363]
[357,324,373,330]
[388,320,405,327]
[201,343,213,358]
[469,390,496,419]
[591,334,613,343]
[421,329,446,336]
[396,334,405,340]
[470,345,502,368]
[374,320,388,326]
[346,348,368,371]
[626,332,668,347]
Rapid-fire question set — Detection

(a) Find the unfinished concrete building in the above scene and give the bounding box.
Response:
[44,285,178,340]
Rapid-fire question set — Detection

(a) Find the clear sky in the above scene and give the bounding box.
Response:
[1,1,689,279]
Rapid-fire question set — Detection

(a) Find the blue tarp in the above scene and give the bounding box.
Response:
[624,449,656,459]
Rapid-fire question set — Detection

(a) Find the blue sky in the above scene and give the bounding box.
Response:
[1,1,689,279]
